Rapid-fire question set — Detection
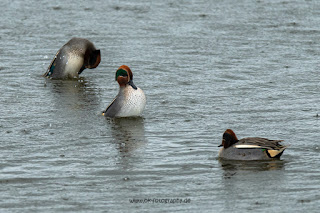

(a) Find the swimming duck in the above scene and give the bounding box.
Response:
[43,37,101,79]
[102,65,146,118]
[218,129,287,160]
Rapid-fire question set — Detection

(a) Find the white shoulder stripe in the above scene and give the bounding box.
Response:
[234,144,261,149]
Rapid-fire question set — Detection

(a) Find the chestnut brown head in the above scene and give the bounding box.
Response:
[218,129,239,149]
[115,65,137,89]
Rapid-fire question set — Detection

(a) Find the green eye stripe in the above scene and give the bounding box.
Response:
[115,69,128,80]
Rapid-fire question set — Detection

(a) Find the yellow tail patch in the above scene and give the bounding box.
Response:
[267,149,282,158]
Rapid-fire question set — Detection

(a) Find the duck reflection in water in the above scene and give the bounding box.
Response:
[219,158,286,179]
[44,78,99,111]
[108,117,147,155]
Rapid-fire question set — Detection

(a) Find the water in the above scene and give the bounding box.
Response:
[0,0,319,212]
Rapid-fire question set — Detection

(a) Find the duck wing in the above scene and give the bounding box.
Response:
[237,137,285,150]
[43,49,61,77]
[102,96,123,118]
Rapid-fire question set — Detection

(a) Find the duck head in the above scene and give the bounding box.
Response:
[85,49,101,69]
[219,129,239,148]
[115,65,137,89]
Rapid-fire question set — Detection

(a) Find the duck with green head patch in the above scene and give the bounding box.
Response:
[43,37,101,79]
[103,65,146,118]
[218,129,287,160]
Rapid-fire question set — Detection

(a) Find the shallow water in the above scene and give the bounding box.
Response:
[1,0,320,212]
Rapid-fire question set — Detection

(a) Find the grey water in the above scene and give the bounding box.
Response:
[0,0,319,212]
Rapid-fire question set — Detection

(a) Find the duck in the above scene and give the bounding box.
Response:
[218,129,287,160]
[43,37,101,79]
[102,65,146,118]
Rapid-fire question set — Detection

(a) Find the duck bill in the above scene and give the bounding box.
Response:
[128,80,137,90]
[218,139,225,147]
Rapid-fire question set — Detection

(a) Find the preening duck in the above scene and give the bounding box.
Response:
[44,37,100,79]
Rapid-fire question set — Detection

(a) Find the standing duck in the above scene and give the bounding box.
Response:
[44,37,101,79]
[218,129,287,160]
[103,65,146,118]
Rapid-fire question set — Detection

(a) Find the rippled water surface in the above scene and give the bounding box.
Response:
[1,0,320,212]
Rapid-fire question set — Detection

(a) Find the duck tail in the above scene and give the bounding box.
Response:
[267,146,287,158]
